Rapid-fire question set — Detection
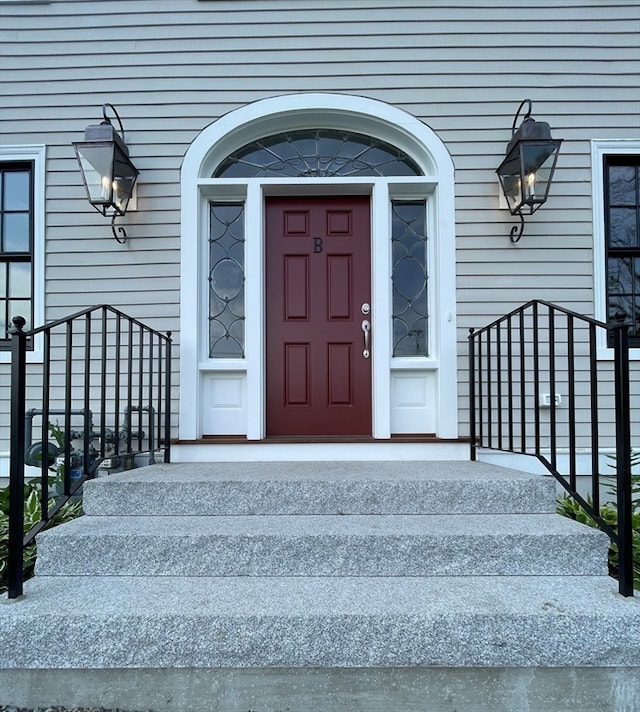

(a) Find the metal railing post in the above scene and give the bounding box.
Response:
[8,316,28,599]
[164,332,172,463]
[532,302,541,456]
[468,328,476,461]
[611,312,633,597]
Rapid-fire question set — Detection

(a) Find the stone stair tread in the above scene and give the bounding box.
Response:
[87,460,545,483]
[35,511,608,577]
[2,575,638,668]
[39,512,606,538]
[83,461,557,515]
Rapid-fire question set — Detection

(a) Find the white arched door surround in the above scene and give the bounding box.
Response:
[180,93,458,442]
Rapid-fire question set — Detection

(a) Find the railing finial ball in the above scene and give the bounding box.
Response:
[614,309,629,324]
[10,315,26,332]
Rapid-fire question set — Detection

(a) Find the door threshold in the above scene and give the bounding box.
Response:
[171,438,470,462]
[176,434,467,445]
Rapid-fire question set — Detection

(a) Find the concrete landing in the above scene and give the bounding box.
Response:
[3,667,640,712]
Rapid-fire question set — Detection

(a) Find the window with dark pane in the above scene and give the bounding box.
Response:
[1,161,33,347]
[604,155,640,347]
[392,200,428,357]
[213,129,423,178]
[209,202,245,357]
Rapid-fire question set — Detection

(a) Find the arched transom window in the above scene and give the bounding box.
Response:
[180,94,459,440]
[213,129,424,178]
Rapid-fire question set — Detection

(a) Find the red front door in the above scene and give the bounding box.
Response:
[266,196,372,436]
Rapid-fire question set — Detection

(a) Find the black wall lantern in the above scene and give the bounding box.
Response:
[496,99,562,243]
[73,103,139,244]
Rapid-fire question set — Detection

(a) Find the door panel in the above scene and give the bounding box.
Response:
[284,256,309,320]
[266,196,372,436]
[284,343,310,405]
[327,255,352,319]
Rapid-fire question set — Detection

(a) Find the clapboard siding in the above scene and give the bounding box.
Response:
[0,0,638,462]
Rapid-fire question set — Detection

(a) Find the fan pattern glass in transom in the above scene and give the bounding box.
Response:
[213,129,423,178]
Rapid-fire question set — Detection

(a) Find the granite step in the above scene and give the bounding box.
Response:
[5,459,636,680]
[82,461,557,516]
[1,575,639,668]
[35,512,609,577]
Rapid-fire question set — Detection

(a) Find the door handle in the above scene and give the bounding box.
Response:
[361,319,371,359]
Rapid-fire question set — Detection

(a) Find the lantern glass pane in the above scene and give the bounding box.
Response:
[112,148,138,214]
[498,138,561,215]
[520,143,557,204]
[497,164,523,213]
[75,143,114,206]
[497,145,524,212]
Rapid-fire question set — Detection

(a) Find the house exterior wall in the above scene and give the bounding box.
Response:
[1,0,639,469]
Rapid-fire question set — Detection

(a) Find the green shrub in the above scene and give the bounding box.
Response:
[557,451,640,590]
[0,479,83,595]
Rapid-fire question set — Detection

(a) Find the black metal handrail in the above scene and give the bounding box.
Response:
[469,299,635,596]
[7,305,172,599]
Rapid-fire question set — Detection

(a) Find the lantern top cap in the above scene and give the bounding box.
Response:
[506,116,555,155]
[75,103,130,156]
[502,98,561,162]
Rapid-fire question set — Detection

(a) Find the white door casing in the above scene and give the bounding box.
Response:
[180,93,457,441]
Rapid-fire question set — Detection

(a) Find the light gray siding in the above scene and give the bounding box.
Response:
[1,0,639,463]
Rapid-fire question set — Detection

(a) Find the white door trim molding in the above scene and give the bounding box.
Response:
[180,93,457,440]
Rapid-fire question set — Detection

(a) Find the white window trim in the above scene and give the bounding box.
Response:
[591,138,640,360]
[0,144,46,364]
[180,93,458,440]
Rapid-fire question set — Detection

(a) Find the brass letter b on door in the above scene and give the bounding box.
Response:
[313,237,323,253]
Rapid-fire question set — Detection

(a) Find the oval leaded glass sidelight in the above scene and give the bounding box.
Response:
[392,201,428,357]
[213,129,423,178]
[209,203,245,358]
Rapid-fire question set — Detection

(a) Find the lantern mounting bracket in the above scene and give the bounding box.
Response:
[102,103,126,145]
[510,213,525,243]
[511,99,532,134]
[111,214,127,244]
[104,103,128,244]
[509,99,532,242]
